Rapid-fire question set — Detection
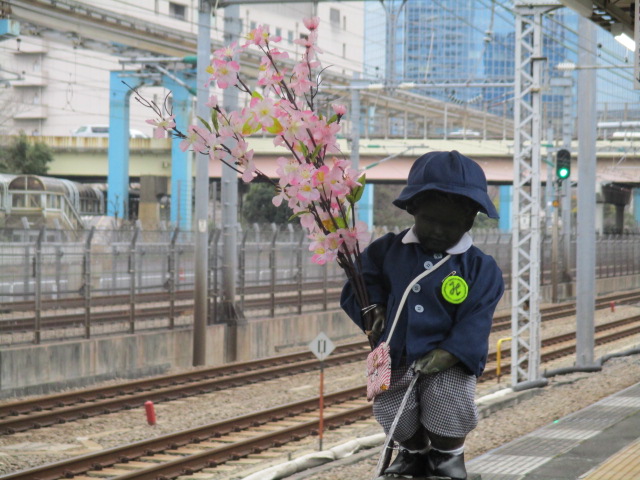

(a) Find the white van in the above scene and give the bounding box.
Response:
[72,125,149,139]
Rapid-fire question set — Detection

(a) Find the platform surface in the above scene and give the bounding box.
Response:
[467,382,640,480]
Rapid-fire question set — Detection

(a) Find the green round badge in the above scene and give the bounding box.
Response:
[441,276,468,304]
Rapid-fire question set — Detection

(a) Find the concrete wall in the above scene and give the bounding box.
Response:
[2,273,638,399]
[0,310,359,399]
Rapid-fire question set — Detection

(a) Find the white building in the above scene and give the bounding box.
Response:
[0,1,365,136]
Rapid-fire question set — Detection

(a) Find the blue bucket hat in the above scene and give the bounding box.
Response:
[393,150,499,219]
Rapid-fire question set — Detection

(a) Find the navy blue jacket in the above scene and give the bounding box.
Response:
[340,230,504,377]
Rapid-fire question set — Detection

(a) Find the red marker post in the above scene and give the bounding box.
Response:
[309,333,335,451]
[145,401,157,426]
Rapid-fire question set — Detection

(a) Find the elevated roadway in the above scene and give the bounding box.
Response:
[35,135,640,186]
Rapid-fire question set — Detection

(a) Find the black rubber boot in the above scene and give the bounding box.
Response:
[383,448,426,478]
[426,449,467,480]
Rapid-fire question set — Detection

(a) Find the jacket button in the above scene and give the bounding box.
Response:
[423,261,433,269]
[415,305,424,313]
[412,284,421,293]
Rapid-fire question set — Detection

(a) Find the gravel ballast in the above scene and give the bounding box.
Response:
[0,305,639,479]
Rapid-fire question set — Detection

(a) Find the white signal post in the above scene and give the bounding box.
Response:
[309,332,335,450]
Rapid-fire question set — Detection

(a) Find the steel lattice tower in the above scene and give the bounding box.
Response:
[511,2,561,384]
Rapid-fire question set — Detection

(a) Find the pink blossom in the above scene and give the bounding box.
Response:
[207,58,240,89]
[179,125,207,153]
[272,187,287,207]
[332,103,346,116]
[309,231,342,265]
[312,165,330,188]
[257,57,284,87]
[299,211,316,230]
[249,97,277,129]
[296,184,320,204]
[289,74,315,96]
[206,95,218,109]
[275,156,301,186]
[340,222,370,254]
[294,32,324,60]
[214,41,242,60]
[303,17,320,31]
[269,49,289,61]
[146,115,175,138]
[278,110,307,145]
[241,159,256,182]
[245,25,266,46]
[244,25,280,47]
[326,165,350,197]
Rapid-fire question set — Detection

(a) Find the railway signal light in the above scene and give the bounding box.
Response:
[556,149,571,181]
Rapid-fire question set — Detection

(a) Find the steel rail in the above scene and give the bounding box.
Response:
[0,289,343,334]
[4,287,639,338]
[2,292,640,433]
[0,387,368,480]
[0,343,367,434]
[482,318,640,380]
[1,280,345,313]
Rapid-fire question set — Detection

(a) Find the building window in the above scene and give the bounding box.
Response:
[250,21,257,31]
[330,8,340,25]
[169,2,186,21]
[275,27,282,38]
[287,30,294,43]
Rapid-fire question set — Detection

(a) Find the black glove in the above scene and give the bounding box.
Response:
[361,304,386,345]
[414,348,459,375]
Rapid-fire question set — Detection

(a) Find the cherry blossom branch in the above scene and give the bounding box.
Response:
[139,16,373,333]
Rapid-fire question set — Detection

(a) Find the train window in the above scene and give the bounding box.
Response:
[12,193,25,208]
[48,194,60,209]
[28,194,41,208]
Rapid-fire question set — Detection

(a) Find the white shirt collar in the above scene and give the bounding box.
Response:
[401,227,473,255]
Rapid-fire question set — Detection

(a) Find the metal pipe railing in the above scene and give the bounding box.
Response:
[2,226,640,343]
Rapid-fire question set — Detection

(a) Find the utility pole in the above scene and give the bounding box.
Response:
[193,0,212,366]
[575,15,597,368]
[380,0,407,87]
[220,3,243,363]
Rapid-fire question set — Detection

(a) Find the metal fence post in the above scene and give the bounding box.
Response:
[111,245,118,295]
[167,227,179,329]
[208,229,221,324]
[269,224,278,317]
[23,243,31,302]
[238,225,252,311]
[297,229,305,314]
[82,227,95,339]
[55,245,63,300]
[33,227,44,344]
[128,227,140,334]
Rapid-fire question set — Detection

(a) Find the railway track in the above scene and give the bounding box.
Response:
[1,290,639,436]
[0,282,344,335]
[2,284,637,338]
[0,281,345,314]
[3,312,639,480]
[0,342,368,434]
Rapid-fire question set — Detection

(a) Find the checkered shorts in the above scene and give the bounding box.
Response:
[372,365,478,441]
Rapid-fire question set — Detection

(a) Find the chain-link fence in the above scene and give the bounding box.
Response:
[1,225,639,344]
